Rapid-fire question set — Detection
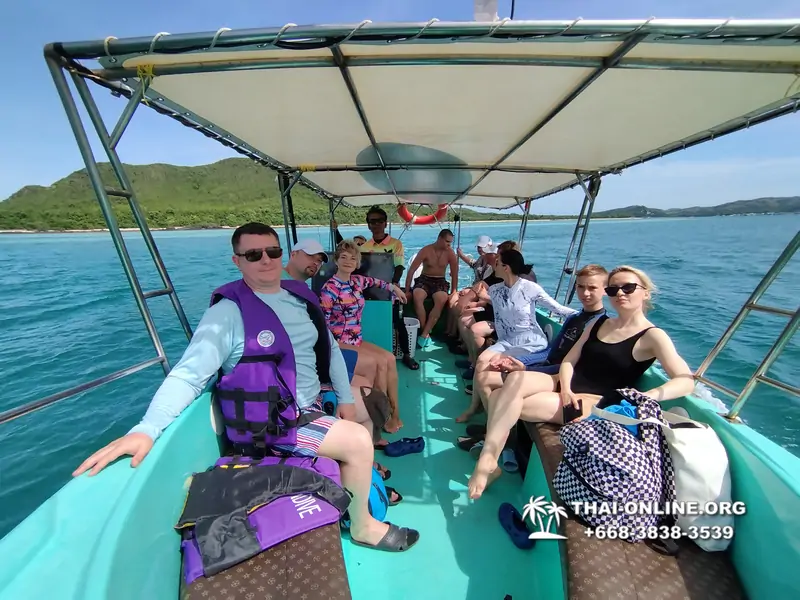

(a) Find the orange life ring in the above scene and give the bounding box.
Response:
[397,204,448,225]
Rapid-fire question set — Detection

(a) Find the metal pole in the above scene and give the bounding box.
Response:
[109,84,145,149]
[554,191,589,301]
[278,172,302,248]
[0,358,163,426]
[329,196,336,250]
[695,229,800,378]
[456,205,463,248]
[727,307,800,420]
[70,74,194,342]
[283,176,299,245]
[566,176,600,303]
[45,55,170,375]
[517,200,532,251]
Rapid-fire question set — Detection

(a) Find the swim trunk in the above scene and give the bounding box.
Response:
[413,274,450,297]
[270,395,338,458]
[341,349,358,381]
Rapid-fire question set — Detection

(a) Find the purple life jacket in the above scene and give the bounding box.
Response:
[177,455,350,585]
[209,278,332,454]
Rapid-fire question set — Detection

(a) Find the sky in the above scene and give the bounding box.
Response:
[1,0,798,215]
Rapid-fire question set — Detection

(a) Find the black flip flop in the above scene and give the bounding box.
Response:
[374,462,391,481]
[466,423,487,437]
[385,486,403,506]
[351,523,420,552]
[402,355,420,370]
[457,434,484,451]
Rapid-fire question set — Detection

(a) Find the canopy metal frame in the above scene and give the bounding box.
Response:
[1,17,799,427]
[44,18,800,210]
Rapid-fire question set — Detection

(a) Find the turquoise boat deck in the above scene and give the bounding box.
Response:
[2,303,800,599]
[343,338,549,600]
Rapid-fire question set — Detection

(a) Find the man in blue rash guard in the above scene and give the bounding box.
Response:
[73,222,419,553]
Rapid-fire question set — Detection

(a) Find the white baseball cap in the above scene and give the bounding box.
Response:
[292,239,328,262]
[476,235,495,251]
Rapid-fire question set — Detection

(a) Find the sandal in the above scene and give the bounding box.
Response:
[385,486,403,506]
[382,436,425,457]
[402,355,420,370]
[374,462,391,481]
[351,523,420,552]
[457,435,483,451]
[498,503,535,550]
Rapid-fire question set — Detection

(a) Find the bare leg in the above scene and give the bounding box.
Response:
[350,374,377,432]
[340,343,380,391]
[455,347,500,422]
[458,313,477,360]
[468,371,560,499]
[412,288,428,335]
[456,367,505,422]
[421,291,449,338]
[361,341,403,433]
[317,421,395,544]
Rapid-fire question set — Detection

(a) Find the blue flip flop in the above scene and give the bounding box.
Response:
[383,437,425,457]
[498,503,535,550]
[500,448,519,473]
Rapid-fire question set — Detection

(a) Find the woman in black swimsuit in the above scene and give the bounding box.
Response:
[468,265,696,499]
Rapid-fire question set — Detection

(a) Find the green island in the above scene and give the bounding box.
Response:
[1,158,798,232]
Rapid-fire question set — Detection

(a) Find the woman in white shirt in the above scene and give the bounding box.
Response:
[482,248,576,361]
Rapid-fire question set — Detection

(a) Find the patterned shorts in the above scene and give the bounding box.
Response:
[413,274,450,296]
[270,395,339,458]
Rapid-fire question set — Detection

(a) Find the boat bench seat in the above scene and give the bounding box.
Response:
[527,422,746,600]
[179,523,352,600]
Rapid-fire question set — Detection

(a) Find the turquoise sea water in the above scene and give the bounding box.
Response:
[0,215,798,538]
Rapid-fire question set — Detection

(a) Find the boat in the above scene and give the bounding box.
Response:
[1,8,799,600]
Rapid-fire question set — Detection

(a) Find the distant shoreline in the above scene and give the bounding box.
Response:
[0,219,528,234]
[1,213,793,235]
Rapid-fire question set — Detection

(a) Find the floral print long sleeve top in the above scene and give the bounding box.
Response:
[320,275,393,346]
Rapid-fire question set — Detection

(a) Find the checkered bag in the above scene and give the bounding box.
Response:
[552,388,675,542]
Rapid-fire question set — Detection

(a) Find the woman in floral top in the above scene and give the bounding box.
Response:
[321,240,407,433]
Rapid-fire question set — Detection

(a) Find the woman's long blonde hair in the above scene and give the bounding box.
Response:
[608,265,658,311]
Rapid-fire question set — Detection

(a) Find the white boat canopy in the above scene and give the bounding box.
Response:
[48,18,800,209]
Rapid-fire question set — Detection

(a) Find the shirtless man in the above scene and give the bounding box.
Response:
[405,229,459,348]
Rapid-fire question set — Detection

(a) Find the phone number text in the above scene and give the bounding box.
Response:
[585,525,733,540]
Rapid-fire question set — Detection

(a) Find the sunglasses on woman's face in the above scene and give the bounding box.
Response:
[236,247,283,262]
[605,282,642,296]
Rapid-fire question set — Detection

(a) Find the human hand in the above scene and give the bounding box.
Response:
[336,403,356,421]
[73,432,154,477]
[560,388,580,410]
[393,285,407,304]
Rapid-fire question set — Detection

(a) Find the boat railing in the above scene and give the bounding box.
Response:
[693,230,800,421]
[553,174,601,305]
[0,54,195,427]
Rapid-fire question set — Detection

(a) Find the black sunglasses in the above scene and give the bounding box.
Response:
[236,247,283,262]
[367,218,386,225]
[605,282,642,296]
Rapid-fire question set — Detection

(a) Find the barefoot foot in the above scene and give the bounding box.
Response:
[384,417,403,433]
[455,409,476,423]
[468,452,502,500]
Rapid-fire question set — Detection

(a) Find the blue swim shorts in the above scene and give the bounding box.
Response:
[341,349,358,382]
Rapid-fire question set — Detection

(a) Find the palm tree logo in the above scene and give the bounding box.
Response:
[521,496,568,540]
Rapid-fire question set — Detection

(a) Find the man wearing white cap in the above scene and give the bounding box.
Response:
[457,235,496,282]
[283,239,328,283]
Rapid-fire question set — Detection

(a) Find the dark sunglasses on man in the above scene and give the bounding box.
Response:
[236,247,283,262]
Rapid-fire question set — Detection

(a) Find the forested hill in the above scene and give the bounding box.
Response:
[1,158,798,231]
[592,197,800,218]
[0,159,515,231]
